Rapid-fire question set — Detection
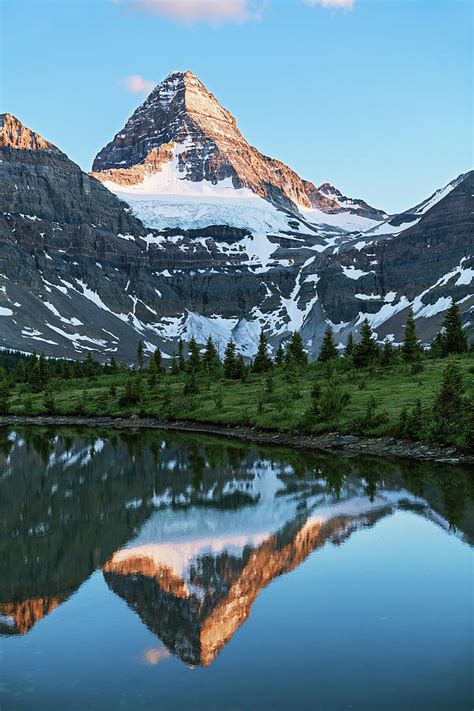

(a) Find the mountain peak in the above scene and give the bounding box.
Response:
[92,70,385,221]
[0,113,60,153]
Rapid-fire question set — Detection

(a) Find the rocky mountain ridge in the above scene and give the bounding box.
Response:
[0,108,472,361]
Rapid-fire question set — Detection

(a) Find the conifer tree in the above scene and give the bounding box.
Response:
[402,308,421,363]
[442,298,468,355]
[161,384,172,416]
[120,374,141,406]
[187,337,201,373]
[381,338,394,367]
[430,331,444,359]
[43,388,56,414]
[148,359,158,388]
[253,331,272,372]
[38,352,50,386]
[274,343,285,367]
[234,354,246,380]
[344,333,355,358]
[152,347,163,373]
[0,370,10,415]
[136,341,145,370]
[309,381,322,417]
[170,352,179,375]
[109,356,118,374]
[353,319,379,368]
[29,361,42,392]
[177,338,186,371]
[432,357,466,443]
[85,352,95,379]
[223,339,237,379]
[318,327,338,363]
[286,331,308,367]
[202,336,220,374]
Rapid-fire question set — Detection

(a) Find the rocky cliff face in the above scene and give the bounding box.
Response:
[92,71,386,221]
[0,110,472,361]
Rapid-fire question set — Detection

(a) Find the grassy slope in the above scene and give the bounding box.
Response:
[8,356,473,438]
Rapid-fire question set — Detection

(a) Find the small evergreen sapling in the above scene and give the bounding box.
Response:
[402,308,422,363]
[286,331,308,367]
[443,298,468,355]
[318,326,338,363]
[187,337,201,373]
[344,333,355,358]
[353,319,380,368]
[253,331,272,373]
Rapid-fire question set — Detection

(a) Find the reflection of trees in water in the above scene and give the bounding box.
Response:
[0,426,472,639]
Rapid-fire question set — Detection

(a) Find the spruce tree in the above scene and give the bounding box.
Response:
[147,359,158,388]
[286,331,308,367]
[253,331,272,372]
[85,352,95,379]
[354,319,379,368]
[43,388,56,414]
[152,347,163,373]
[202,336,220,374]
[187,337,201,373]
[344,333,355,358]
[442,298,468,355]
[170,352,179,375]
[234,354,246,380]
[38,352,50,386]
[177,338,186,371]
[0,371,10,415]
[381,338,394,368]
[29,361,42,392]
[136,341,145,370]
[402,308,421,363]
[274,343,285,367]
[318,327,338,363]
[109,356,118,374]
[223,340,237,379]
[120,374,141,406]
[430,331,445,359]
[432,357,466,443]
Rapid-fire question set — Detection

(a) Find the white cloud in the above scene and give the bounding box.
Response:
[122,74,156,94]
[124,0,256,24]
[304,0,354,9]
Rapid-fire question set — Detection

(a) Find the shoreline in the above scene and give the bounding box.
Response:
[0,415,472,465]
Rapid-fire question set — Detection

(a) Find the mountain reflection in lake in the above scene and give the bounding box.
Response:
[0,427,472,710]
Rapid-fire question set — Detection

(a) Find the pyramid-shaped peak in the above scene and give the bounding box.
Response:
[145,69,224,111]
[0,113,60,153]
[92,69,239,172]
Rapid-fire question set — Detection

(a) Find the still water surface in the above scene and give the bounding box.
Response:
[0,427,472,710]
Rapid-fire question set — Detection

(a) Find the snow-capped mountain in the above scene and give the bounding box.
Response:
[91,70,387,234]
[0,101,472,361]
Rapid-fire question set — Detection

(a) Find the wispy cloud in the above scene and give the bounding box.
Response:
[304,0,354,9]
[118,0,259,25]
[122,74,156,94]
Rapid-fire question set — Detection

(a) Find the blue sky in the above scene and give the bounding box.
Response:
[1,0,472,213]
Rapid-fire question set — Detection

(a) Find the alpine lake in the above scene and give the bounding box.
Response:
[0,426,472,710]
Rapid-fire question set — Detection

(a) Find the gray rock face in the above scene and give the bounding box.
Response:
[310,171,474,347]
